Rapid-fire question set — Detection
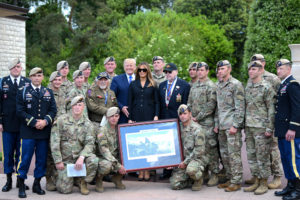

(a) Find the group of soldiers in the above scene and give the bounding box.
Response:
[0,53,299,200]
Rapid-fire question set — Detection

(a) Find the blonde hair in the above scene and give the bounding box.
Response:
[135,62,156,87]
[123,58,136,66]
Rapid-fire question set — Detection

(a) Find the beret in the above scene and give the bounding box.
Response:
[29,67,43,76]
[251,54,265,62]
[71,95,84,107]
[177,104,190,115]
[276,59,292,68]
[8,58,21,70]
[188,62,198,70]
[49,71,61,82]
[248,60,263,69]
[106,107,120,117]
[57,60,68,71]
[73,70,83,80]
[79,62,91,71]
[152,56,164,63]
[216,60,231,68]
[104,57,115,65]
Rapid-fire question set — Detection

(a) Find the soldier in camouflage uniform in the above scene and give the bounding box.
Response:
[51,96,98,195]
[86,72,118,129]
[243,61,276,195]
[57,60,73,94]
[45,71,66,191]
[187,62,220,187]
[104,57,118,79]
[214,60,245,192]
[248,54,283,189]
[152,56,166,87]
[95,107,126,193]
[170,104,207,191]
[79,62,92,92]
[188,62,198,87]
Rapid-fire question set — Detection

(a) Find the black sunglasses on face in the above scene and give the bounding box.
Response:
[138,68,147,72]
[164,70,172,74]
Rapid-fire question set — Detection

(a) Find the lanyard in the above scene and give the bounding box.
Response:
[166,78,176,105]
[104,91,108,105]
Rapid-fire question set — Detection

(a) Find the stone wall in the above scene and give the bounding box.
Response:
[0,17,26,77]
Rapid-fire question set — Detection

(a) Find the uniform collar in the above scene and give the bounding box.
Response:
[9,75,21,85]
[281,74,292,84]
[31,83,41,90]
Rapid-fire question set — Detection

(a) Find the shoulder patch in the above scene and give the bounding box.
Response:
[290,80,299,84]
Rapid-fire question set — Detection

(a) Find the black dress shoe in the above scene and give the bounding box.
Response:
[16,178,30,190]
[283,179,300,200]
[17,177,27,198]
[32,178,45,195]
[2,173,12,192]
[275,180,295,196]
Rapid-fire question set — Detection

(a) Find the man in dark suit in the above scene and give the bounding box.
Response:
[158,63,190,179]
[273,59,300,200]
[16,67,57,198]
[0,58,30,192]
[111,58,136,124]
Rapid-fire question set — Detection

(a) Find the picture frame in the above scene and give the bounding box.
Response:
[118,119,183,172]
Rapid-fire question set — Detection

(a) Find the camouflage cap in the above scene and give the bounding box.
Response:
[248,60,263,69]
[71,95,84,107]
[73,70,83,80]
[29,67,43,76]
[177,104,191,115]
[96,72,110,80]
[8,58,21,70]
[49,71,61,82]
[104,56,115,65]
[276,59,292,68]
[57,60,69,71]
[163,63,177,72]
[188,62,198,70]
[216,60,231,68]
[152,56,164,63]
[106,107,120,117]
[251,54,265,62]
[79,62,91,71]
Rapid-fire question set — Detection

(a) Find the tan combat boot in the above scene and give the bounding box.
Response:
[255,178,268,195]
[207,173,219,187]
[112,174,126,189]
[95,175,104,193]
[245,176,256,185]
[218,180,230,189]
[244,176,259,192]
[225,184,241,192]
[46,176,56,191]
[192,178,203,191]
[268,176,281,189]
[80,179,90,195]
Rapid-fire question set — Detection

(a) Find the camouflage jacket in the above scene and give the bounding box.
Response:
[60,79,73,95]
[66,86,87,111]
[263,70,281,92]
[215,76,245,130]
[50,113,96,164]
[180,121,207,166]
[245,79,276,133]
[152,72,166,87]
[187,78,217,127]
[49,86,66,120]
[82,82,91,93]
[86,84,118,122]
[96,123,121,170]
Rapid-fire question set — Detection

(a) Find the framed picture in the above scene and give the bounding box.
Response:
[118,119,183,172]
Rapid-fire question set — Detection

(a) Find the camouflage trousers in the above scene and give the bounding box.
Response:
[218,129,243,184]
[45,146,57,183]
[270,137,284,176]
[98,158,120,175]
[202,125,220,174]
[170,160,204,190]
[245,127,272,179]
[56,154,99,194]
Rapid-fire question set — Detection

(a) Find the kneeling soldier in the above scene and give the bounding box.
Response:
[51,96,98,195]
[170,104,207,191]
[96,107,126,192]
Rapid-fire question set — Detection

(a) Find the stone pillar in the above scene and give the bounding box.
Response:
[289,44,300,81]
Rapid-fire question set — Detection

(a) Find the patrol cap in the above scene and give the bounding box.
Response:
[163,63,177,72]
[96,72,110,80]
[79,62,91,71]
[248,60,263,69]
[216,60,231,68]
[71,95,84,107]
[73,70,83,80]
[106,107,120,117]
[104,57,115,65]
[29,67,43,76]
[57,60,69,71]
[49,71,61,82]
[197,62,209,70]
[152,56,164,63]
[251,54,265,62]
[188,62,198,70]
[8,58,21,70]
[177,104,191,115]
[276,59,292,68]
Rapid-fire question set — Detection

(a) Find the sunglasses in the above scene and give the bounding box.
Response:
[138,68,147,72]
[164,70,173,74]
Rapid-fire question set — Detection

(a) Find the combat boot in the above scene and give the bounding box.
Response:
[2,173,12,192]
[17,177,27,198]
[268,176,282,189]
[32,178,46,195]
[218,180,230,189]
[225,184,241,192]
[95,175,104,193]
[254,178,268,195]
[191,178,203,191]
[283,179,300,200]
[80,179,89,195]
[245,176,256,185]
[207,173,219,187]
[112,174,126,189]
[46,176,56,191]
[244,176,259,192]
[16,177,29,190]
[275,180,295,196]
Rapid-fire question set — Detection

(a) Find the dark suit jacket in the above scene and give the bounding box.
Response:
[16,85,57,139]
[111,74,130,123]
[128,79,159,122]
[159,78,190,119]
[275,75,300,138]
[0,76,30,133]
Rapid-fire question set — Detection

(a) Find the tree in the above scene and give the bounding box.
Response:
[94,10,234,81]
[243,0,300,78]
